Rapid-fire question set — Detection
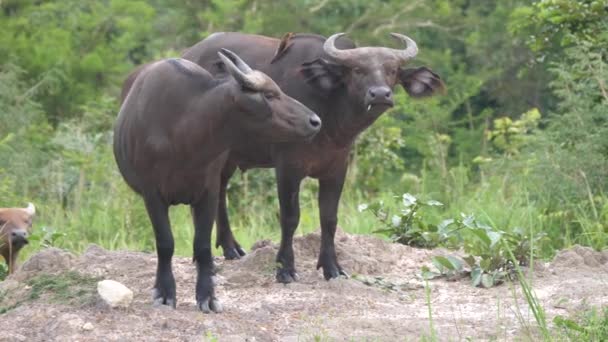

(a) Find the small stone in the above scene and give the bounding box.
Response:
[82,322,94,331]
[97,279,133,308]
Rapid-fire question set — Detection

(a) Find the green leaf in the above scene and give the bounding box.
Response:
[461,214,476,228]
[422,270,442,280]
[480,258,491,271]
[553,316,585,332]
[470,228,492,247]
[421,266,442,280]
[402,193,417,207]
[471,268,482,287]
[446,256,464,272]
[481,273,494,288]
[463,255,476,268]
[487,231,502,248]
[437,219,455,232]
[426,200,443,206]
[433,256,456,271]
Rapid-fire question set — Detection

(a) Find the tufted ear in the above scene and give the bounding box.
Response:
[300,58,347,94]
[398,66,446,98]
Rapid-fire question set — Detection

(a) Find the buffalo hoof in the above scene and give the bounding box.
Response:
[317,258,349,280]
[197,296,223,313]
[223,246,246,260]
[152,287,177,309]
[276,268,299,284]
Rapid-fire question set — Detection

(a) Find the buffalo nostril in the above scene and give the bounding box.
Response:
[368,90,376,98]
[11,232,17,236]
[309,117,321,128]
[385,91,392,98]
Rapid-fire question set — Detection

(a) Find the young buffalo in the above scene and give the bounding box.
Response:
[0,203,35,274]
[113,49,321,313]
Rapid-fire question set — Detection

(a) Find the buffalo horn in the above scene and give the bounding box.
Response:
[217,49,262,90]
[323,32,419,64]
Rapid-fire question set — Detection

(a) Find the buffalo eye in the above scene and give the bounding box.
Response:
[352,67,363,75]
[263,92,279,100]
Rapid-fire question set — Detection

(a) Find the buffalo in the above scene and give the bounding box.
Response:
[113,49,321,312]
[121,31,445,284]
[0,202,35,274]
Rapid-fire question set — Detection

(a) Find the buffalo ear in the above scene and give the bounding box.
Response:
[399,66,446,98]
[300,58,346,94]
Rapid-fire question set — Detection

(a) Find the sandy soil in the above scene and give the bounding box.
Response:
[0,229,607,341]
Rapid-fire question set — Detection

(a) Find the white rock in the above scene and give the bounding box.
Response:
[97,279,133,308]
[82,322,94,331]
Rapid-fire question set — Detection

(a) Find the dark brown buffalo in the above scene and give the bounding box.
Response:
[0,203,35,274]
[179,32,445,283]
[113,49,321,312]
[121,31,445,284]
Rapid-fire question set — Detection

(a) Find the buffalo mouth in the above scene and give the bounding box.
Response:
[10,238,28,248]
[366,101,394,112]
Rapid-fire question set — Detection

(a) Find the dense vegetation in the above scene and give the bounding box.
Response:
[0,0,606,267]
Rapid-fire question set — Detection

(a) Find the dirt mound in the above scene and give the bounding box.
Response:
[0,232,607,341]
[550,244,608,271]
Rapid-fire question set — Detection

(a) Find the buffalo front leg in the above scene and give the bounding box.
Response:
[275,167,304,284]
[192,190,222,313]
[1,249,17,275]
[215,161,245,260]
[143,193,176,308]
[317,167,349,280]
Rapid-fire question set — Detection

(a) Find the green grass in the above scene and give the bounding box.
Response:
[0,271,99,314]
[26,271,100,305]
[553,307,608,341]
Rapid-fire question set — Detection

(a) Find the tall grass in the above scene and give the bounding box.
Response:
[11,142,380,262]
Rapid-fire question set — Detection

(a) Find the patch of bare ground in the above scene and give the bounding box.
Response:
[0,229,607,341]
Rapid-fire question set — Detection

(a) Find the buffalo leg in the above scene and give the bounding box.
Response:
[215,161,245,259]
[1,249,16,275]
[275,167,304,284]
[143,193,176,308]
[317,166,349,280]
[192,189,222,313]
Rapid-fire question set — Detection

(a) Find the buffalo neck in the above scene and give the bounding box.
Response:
[186,83,238,161]
[314,89,383,148]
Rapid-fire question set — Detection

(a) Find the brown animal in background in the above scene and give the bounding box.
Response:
[0,203,35,274]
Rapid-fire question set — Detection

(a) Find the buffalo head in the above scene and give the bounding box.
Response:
[0,203,35,250]
[218,48,322,141]
[302,33,445,116]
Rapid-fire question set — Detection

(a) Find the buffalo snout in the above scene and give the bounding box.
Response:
[365,86,394,110]
[309,114,321,129]
[10,229,28,246]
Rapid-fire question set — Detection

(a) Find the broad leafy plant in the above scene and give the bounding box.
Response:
[361,193,547,287]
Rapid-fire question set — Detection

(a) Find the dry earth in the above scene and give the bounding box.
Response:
[0,229,607,341]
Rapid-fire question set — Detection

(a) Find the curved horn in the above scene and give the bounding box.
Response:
[324,32,419,64]
[217,49,262,90]
[389,33,418,62]
[219,48,253,73]
[323,33,356,62]
[24,202,35,216]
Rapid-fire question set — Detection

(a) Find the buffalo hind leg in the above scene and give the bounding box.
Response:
[215,161,245,260]
[143,193,176,308]
[192,190,222,313]
[317,167,349,280]
[275,167,304,283]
